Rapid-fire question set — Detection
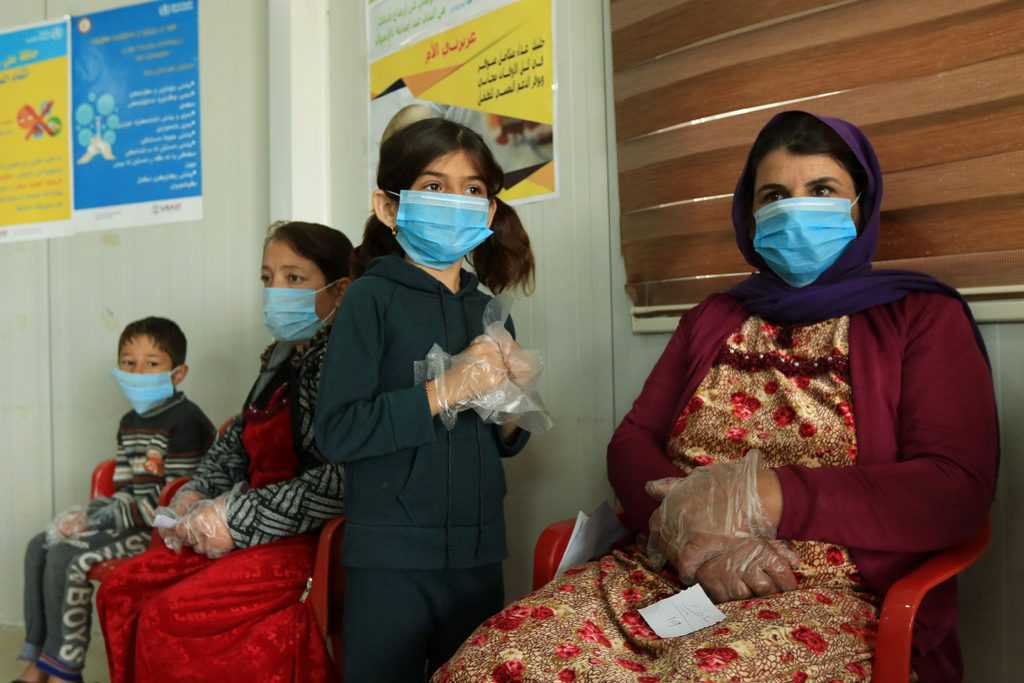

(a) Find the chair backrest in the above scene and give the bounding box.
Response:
[91,459,117,499]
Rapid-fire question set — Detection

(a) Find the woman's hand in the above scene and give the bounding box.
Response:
[645,450,776,582]
[159,490,206,552]
[171,489,205,516]
[694,539,801,603]
[179,497,235,559]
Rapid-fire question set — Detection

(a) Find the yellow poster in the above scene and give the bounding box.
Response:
[0,20,71,239]
[368,0,556,203]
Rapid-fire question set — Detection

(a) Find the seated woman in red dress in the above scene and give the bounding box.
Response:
[434,113,997,682]
[96,221,352,683]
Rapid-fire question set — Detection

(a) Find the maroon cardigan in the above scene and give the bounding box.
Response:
[607,292,997,682]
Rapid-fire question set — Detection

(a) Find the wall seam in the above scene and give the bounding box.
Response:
[600,0,619,427]
[44,0,56,517]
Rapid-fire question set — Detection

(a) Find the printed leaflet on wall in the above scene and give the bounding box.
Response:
[368,0,556,204]
[0,0,202,242]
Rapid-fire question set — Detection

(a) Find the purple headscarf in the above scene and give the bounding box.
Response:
[729,111,967,326]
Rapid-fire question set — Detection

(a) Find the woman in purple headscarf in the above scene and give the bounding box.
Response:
[434,112,997,683]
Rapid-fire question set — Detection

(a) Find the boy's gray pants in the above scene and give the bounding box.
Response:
[21,527,149,680]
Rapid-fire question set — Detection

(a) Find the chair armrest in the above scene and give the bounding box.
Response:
[311,517,346,640]
[159,477,193,507]
[532,518,576,590]
[91,459,117,499]
[872,516,991,683]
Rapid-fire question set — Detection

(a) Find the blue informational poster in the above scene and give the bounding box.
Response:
[71,0,201,230]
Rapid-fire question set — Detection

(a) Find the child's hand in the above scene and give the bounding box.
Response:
[503,341,541,388]
[58,510,88,537]
[442,336,508,406]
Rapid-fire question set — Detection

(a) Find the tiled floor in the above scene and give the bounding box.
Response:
[0,625,110,683]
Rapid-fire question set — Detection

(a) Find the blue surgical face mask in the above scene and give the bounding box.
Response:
[753,196,859,288]
[391,190,493,270]
[113,368,178,415]
[263,280,338,342]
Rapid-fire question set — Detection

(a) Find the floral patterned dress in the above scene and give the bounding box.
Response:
[434,316,880,683]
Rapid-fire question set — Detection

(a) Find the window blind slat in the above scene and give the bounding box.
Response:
[624,194,1024,286]
[612,1,1024,311]
[611,0,833,72]
[616,1,1019,140]
[613,0,1002,104]
[630,248,1024,310]
[620,102,1024,213]
[618,53,1024,174]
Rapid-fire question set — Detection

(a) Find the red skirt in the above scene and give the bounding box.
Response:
[96,534,337,683]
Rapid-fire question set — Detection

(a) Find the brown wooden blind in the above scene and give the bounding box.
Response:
[612,0,1024,310]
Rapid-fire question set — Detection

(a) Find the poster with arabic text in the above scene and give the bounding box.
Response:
[0,19,72,242]
[368,0,556,204]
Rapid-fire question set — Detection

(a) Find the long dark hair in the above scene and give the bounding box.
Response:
[353,118,534,293]
[265,221,353,283]
[747,111,869,222]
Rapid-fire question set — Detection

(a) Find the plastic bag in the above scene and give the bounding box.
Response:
[645,450,775,579]
[152,506,184,551]
[415,298,553,433]
[82,496,119,531]
[179,496,235,559]
[45,505,88,547]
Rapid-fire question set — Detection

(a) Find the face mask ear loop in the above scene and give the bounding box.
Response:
[384,189,401,236]
[851,193,861,208]
[313,278,345,322]
[313,278,343,295]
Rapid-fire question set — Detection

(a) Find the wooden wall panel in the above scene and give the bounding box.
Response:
[610,0,833,71]
[625,194,1024,286]
[617,2,1022,140]
[613,0,1002,104]
[620,96,1024,212]
[613,0,1024,309]
[618,53,1024,173]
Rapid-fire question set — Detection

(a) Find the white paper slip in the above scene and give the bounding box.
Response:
[638,585,726,639]
[555,501,628,578]
[152,513,178,529]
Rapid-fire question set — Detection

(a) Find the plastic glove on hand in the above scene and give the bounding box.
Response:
[645,450,774,581]
[447,336,509,404]
[427,336,509,428]
[158,490,206,552]
[46,506,88,546]
[179,497,234,559]
[695,538,802,603]
[170,489,205,516]
[483,318,540,389]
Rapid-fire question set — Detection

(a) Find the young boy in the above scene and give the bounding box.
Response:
[18,317,216,683]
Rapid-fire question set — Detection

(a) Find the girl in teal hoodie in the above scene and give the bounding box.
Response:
[314,118,536,682]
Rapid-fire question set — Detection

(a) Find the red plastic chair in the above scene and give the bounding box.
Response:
[533,515,991,683]
[85,461,191,582]
[87,464,347,667]
[86,418,235,582]
[309,517,347,667]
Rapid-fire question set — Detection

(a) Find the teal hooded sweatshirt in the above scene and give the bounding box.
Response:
[314,255,529,569]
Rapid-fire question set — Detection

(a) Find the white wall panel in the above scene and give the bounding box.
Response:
[0,0,56,627]
[42,0,270,546]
